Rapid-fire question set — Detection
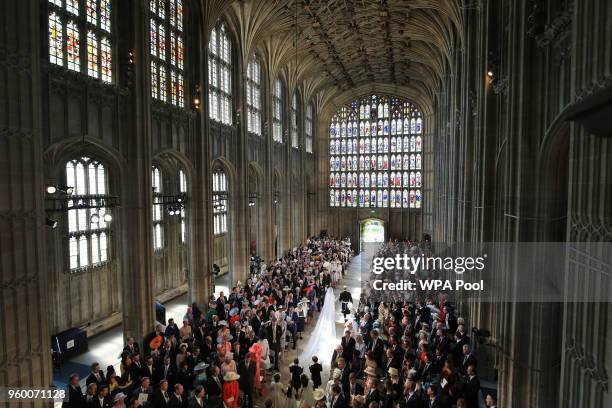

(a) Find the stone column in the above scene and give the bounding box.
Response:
[189,13,214,308]
[231,48,249,284]
[0,0,53,396]
[120,0,156,343]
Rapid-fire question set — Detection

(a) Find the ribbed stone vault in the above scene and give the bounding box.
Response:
[202,0,464,113]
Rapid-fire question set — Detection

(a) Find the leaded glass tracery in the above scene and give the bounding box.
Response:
[329,95,423,209]
[150,0,185,107]
[48,0,113,83]
[273,79,284,143]
[246,55,262,136]
[209,22,233,125]
[66,157,110,271]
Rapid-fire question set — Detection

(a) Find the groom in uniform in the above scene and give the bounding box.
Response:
[339,286,353,321]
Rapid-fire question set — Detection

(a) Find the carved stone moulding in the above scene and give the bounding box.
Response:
[566,76,612,137]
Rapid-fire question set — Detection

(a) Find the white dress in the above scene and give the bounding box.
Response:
[298,287,337,366]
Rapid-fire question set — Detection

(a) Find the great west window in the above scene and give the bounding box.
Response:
[329,94,423,209]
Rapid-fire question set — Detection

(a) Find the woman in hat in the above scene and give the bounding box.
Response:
[222,372,240,408]
[220,354,236,376]
[312,388,326,408]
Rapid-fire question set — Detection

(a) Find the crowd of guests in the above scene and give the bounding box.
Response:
[264,240,496,408]
[64,236,353,408]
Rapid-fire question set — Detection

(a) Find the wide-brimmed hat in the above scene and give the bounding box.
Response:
[223,372,240,381]
[113,393,126,403]
[149,335,163,350]
[194,362,209,372]
[313,388,326,401]
[388,367,399,377]
[364,366,378,377]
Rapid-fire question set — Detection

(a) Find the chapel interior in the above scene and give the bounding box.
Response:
[1,0,611,407]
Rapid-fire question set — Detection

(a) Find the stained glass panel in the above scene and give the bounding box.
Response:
[49,13,63,66]
[329,95,423,208]
[66,21,80,71]
[87,31,99,78]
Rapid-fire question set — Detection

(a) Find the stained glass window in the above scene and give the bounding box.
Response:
[246,55,262,136]
[291,92,299,149]
[329,95,423,209]
[305,103,314,153]
[48,0,113,82]
[209,22,232,125]
[49,12,63,66]
[152,166,164,249]
[66,157,111,271]
[87,31,99,78]
[150,0,185,107]
[212,169,228,235]
[273,78,283,143]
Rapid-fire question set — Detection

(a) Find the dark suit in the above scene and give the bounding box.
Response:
[461,353,477,374]
[187,396,205,408]
[142,364,157,382]
[348,381,363,401]
[204,376,223,407]
[369,338,385,367]
[365,388,380,407]
[150,390,170,408]
[87,396,111,408]
[155,364,175,387]
[426,397,442,408]
[266,324,282,370]
[168,394,186,408]
[463,375,480,408]
[65,384,86,408]
[329,393,348,408]
[402,392,421,408]
[309,362,323,388]
[123,343,140,355]
[341,336,356,363]
[85,372,106,387]
[238,360,257,408]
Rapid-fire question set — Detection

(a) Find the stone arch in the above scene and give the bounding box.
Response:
[210,157,236,285]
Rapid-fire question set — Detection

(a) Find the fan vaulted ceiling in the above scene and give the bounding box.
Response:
[203,0,464,113]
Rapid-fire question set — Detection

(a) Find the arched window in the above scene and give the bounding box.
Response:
[328,95,423,209]
[212,169,228,235]
[150,0,185,107]
[209,22,232,125]
[152,166,163,249]
[48,0,113,82]
[305,103,314,153]
[179,169,187,243]
[66,157,110,271]
[272,78,283,143]
[291,91,299,149]
[246,55,262,136]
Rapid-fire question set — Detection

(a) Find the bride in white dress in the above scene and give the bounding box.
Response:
[298,286,337,366]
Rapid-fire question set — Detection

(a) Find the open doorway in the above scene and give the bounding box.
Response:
[359,218,385,253]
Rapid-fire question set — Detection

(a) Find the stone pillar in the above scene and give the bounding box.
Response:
[189,14,214,308]
[231,48,249,284]
[0,0,53,396]
[120,0,156,343]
